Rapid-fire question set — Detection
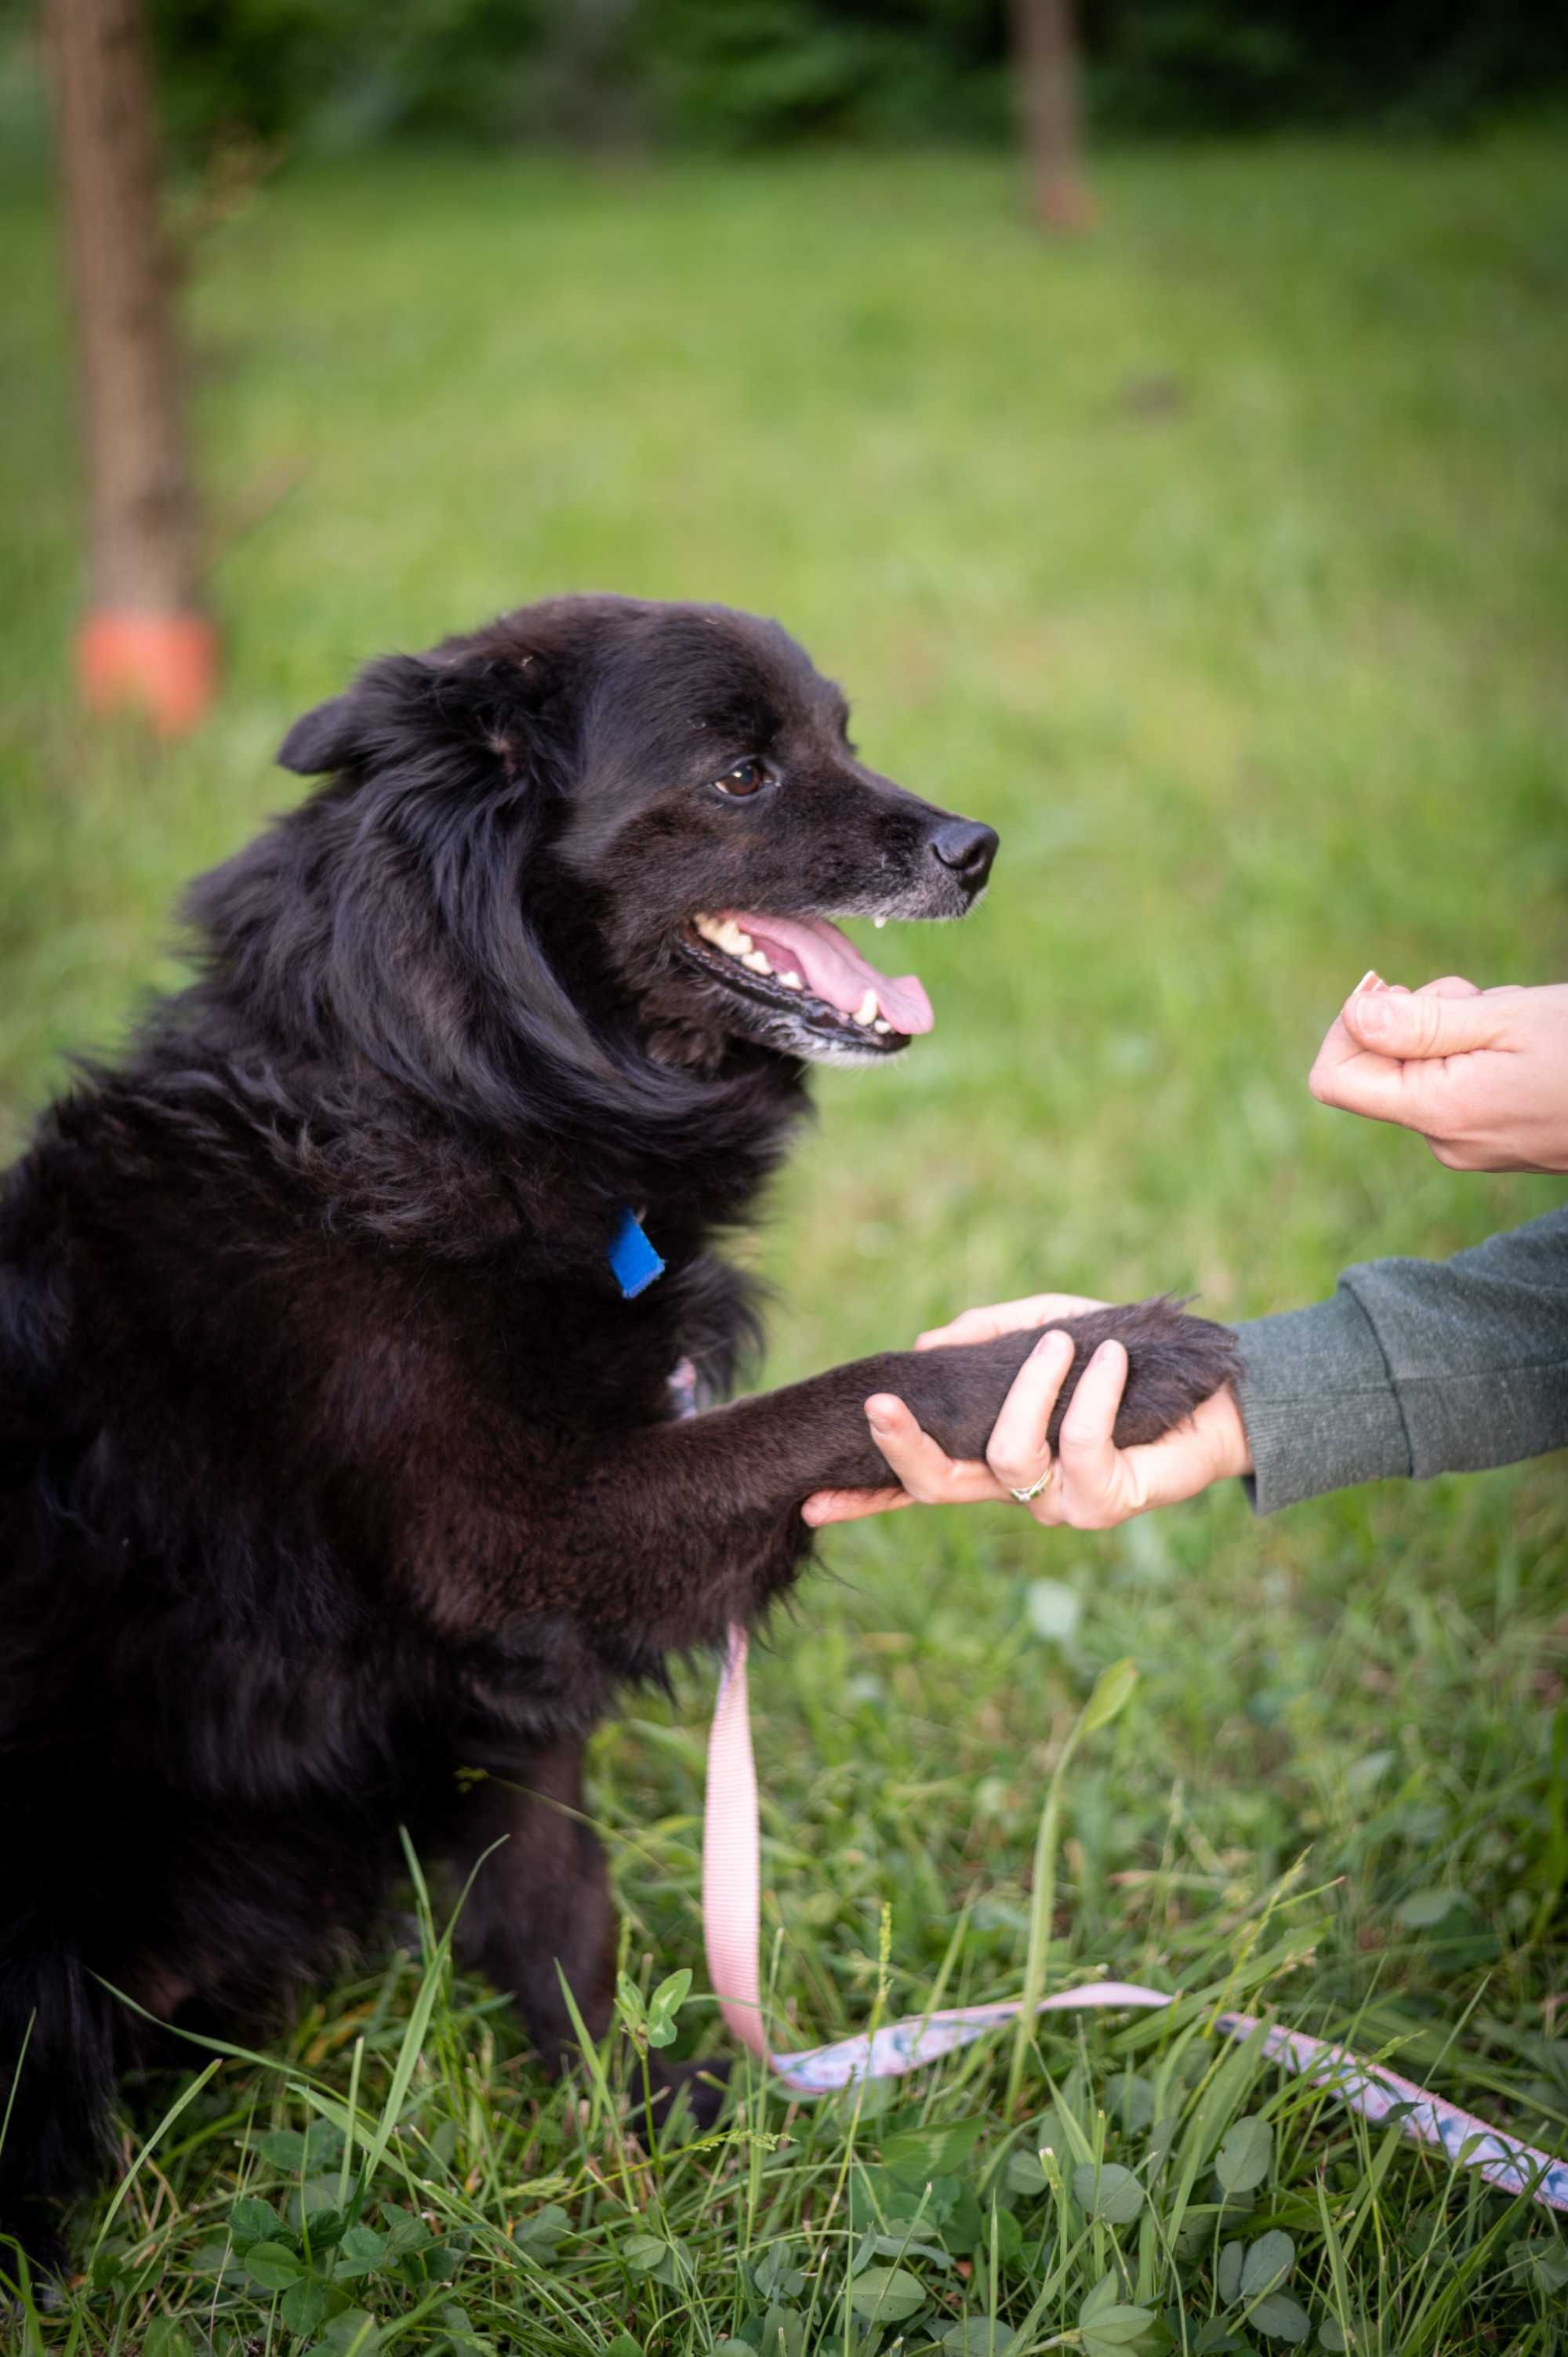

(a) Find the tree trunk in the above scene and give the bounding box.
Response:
[45,0,215,732]
[1011,0,1093,233]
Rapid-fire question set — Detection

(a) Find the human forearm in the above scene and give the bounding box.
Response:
[1235,1205,1568,1513]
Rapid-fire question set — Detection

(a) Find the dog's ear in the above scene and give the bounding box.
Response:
[276,650,568,789]
[277,695,362,776]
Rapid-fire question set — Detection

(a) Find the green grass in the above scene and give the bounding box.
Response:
[3,122,1568,2354]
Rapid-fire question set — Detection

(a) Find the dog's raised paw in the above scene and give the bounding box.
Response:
[1058,1295,1239,1451]
[896,1297,1237,1468]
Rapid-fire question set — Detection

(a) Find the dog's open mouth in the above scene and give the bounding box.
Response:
[683,910,934,1054]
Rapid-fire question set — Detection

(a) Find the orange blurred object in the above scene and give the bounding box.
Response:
[78,611,220,736]
[49,0,216,735]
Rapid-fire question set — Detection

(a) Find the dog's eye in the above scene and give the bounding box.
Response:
[714,759,768,798]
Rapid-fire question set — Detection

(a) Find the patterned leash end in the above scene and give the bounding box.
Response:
[701,1619,1568,2213]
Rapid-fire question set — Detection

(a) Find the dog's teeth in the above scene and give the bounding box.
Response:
[853,988,879,1026]
[873,1018,891,1033]
[742,949,772,975]
[873,916,887,930]
[778,969,803,990]
[695,912,754,958]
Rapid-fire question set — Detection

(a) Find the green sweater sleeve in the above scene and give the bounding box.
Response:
[1232,1203,1568,1514]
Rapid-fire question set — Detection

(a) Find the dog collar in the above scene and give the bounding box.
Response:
[608,1206,664,1298]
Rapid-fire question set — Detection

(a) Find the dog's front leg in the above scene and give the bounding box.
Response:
[446,1746,730,2124]
[449,1741,616,2076]
[503,1296,1237,1651]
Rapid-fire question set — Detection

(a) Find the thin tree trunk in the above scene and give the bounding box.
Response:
[1011,0,1093,233]
[45,0,215,729]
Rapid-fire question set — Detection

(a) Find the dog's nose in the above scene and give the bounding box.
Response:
[931,819,999,890]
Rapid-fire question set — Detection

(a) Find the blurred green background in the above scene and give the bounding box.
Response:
[114,0,1568,152]
[3,9,1568,2343]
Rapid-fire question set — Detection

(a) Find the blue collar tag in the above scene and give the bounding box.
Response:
[608,1207,665,1299]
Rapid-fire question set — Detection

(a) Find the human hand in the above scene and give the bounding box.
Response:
[1308,973,1568,1173]
[802,1292,1250,1531]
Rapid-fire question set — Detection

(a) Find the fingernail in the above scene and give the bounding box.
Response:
[1356,991,1391,1033]
[1353,968,1385,995]
[1033,1328,1073,1363]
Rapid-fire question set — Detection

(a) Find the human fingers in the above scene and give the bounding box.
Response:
[982,1328,1076,1495]
[1044,1355,1251,1529]
[800,1485,915,1527]
[1113,1384,1253,1511]
[800,1387,950,1522]
[914,1293,1108,1350]
[1305,971,1393,1095]
[1308,1038,1428,1125]
[1341,978,1506,1062]
[1334,974,1476,1094]
[862,1394,1009,1505]
[1308,974,1470,1128]
[1045,1339,1137,1528]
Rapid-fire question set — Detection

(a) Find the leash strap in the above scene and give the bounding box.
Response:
[702,1624,1568,2213]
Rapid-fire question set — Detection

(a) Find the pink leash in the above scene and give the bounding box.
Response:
[702,1624,1568,2214]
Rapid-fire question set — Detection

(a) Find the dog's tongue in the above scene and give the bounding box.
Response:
[725,912,934,1036]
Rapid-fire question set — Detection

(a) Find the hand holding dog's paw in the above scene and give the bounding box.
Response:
[803,1295,1247,1531]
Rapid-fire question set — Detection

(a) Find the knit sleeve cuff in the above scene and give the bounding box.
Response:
[1232,1287,1414,1515]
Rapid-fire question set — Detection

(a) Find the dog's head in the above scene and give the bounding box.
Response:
[240,597,995,1126]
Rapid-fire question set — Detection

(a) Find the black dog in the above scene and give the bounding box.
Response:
[0,596,1234,2268]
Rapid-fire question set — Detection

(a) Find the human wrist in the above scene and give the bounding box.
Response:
[1210,1384,1253,1481]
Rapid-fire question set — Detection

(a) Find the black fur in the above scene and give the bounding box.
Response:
[0,595,1236,2265]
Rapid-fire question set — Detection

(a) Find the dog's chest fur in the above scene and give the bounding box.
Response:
[7,1044,796,1767]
